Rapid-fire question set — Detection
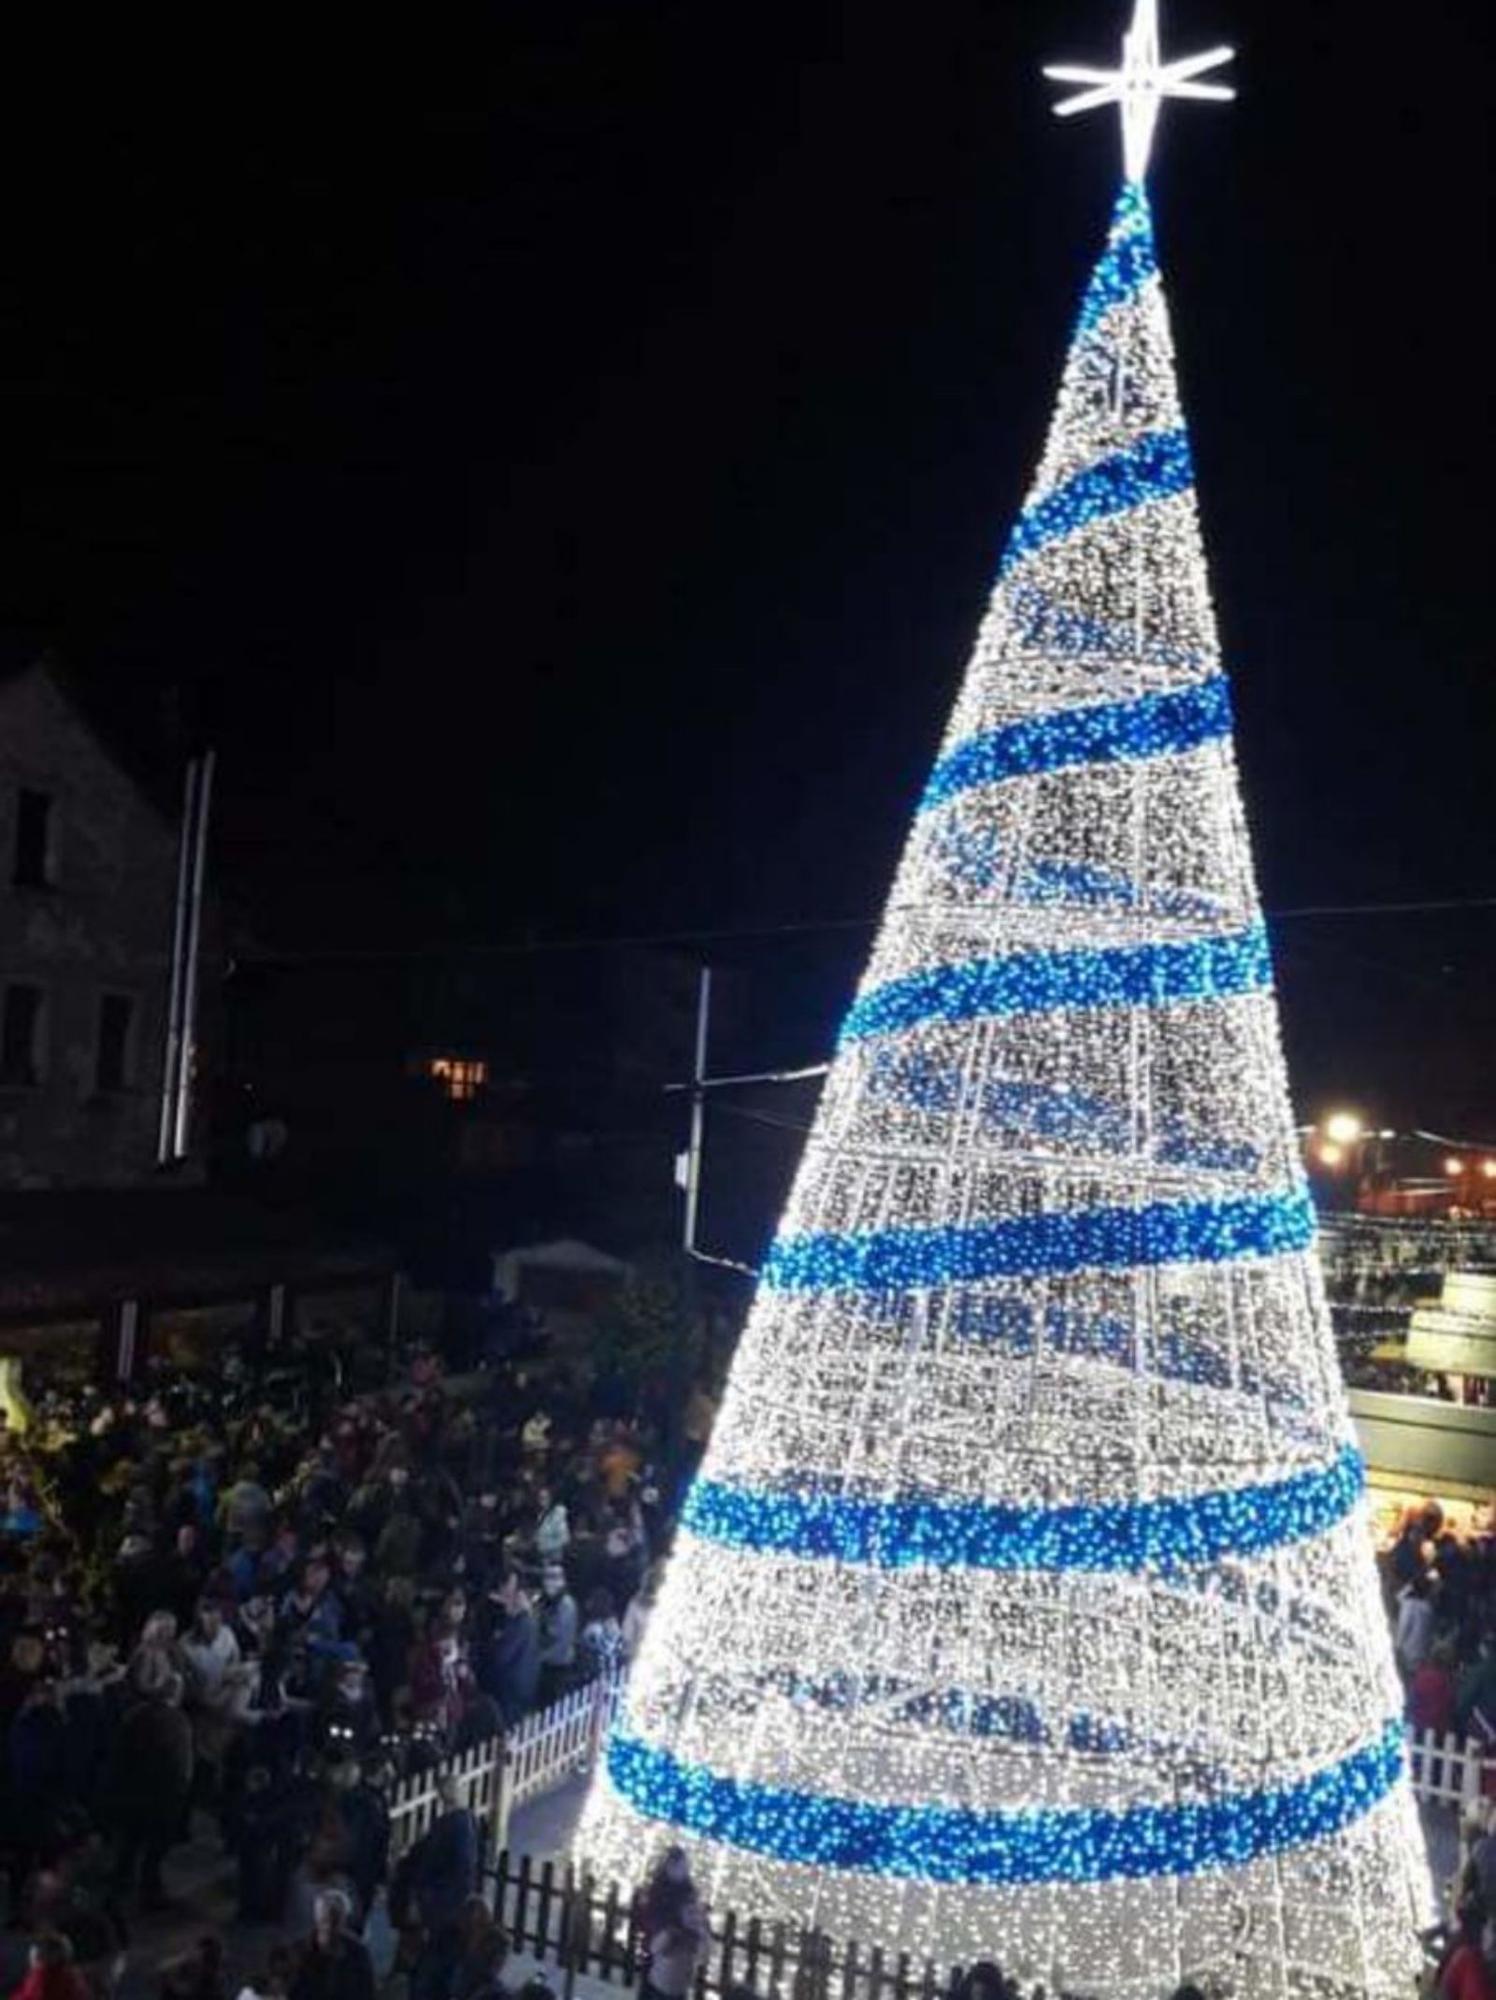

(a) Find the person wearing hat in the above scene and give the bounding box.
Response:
[535,1566,577,1709]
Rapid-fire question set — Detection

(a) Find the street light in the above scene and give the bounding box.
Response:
[1317,1142,1344,1168]
[1324,1111,1363,1147]
[1445,1157,1465,1177]
[1482,1160,1496,1181]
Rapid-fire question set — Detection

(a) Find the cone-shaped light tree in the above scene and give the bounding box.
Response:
[578,7,1429,1991]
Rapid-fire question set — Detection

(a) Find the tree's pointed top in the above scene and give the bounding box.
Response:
[1072,180,1157,339]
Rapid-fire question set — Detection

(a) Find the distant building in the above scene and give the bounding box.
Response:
[219,944,725,1280]
[0,656,194,1187]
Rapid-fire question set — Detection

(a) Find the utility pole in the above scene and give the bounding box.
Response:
[174,746,216,1159]
[158,747,216,1165]
[681,966,712,1256]
[157,756,199,1164]
[668,967,827,1276]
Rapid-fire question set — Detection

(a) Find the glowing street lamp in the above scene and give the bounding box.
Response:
[1317,1142,1344,1168]
[1323,1112,1363,1147]
[1445,1157,1466,1177]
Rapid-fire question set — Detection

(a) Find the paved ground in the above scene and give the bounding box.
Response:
[505,1777,589,1866]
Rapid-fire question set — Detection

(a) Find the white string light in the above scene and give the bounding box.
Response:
[578,11,1429,1993]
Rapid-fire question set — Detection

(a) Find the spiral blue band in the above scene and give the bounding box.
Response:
[763,1187,1315,1295]
[1000,428,1193,578]
[840,920,1270,1046]
[605,1718,1404,1886]
[921,674,1231,813]
[681,1440,1362,1574]
[1073,183,1157,336]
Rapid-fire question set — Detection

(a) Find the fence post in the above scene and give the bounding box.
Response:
[560,1863,580,2000]
[493,1742,517,1864]
[1461,1736,1484,1818]
[589,1669,615,1773]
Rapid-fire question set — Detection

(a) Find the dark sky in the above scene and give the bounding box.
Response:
[3,2,1492,1127]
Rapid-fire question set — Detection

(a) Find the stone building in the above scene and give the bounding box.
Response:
[0,656,188,1187]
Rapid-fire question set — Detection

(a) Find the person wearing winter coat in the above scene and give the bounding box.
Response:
[535,1569,577,1708]
[289,1890,374,2000]
[8,1932,91,2000]
[406,1777,479,1936]
[108,1653,194,1911]
[476,1574,540,1725]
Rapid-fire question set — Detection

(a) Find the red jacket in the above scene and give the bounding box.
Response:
[1411,1661,1457,1735]
[10,1963,92,2000]
[1443,1945,1496,2000]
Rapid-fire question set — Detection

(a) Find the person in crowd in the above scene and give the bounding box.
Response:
[280,1558,343,1652]
[1458,1634,1496,1738]
[182,1600,243,1710]
[108,1651,194,1912]
[411,1609,475,1742]
[449,1897,509,2000]
[1395,1572,1438,1676]
[534,1491,569,1566]
[637,1848,706,2000]
[535,1568,577,1708]
[289,1890,374,2000]
[221,1462,273,1550]
[331,1538,377,1648]
[577,1589,624,1684]
[161,1525,210,1629]
[1411,1635,1460,1735]
[6,1673,69,1883]
[404,1776,479,2000]
[315,1655,380,1761]
[476,1573,540,1726]
[953,1965,1008,2000]
[235,1947,293,2000]
[8,1932,92,2000]
[160,1934,227,2000]
[1441,1922,1496,2000]
[327,1758,390,1921]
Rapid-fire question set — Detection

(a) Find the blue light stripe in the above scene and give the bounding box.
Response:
[606,1718,1405,1886]
[762,1187,1316,1295]
[1073,181,1157,337]
[839,921,1271,1046]
[681,1441,1363,1574]
[920,675,1232,813]
[999,429,1194,578]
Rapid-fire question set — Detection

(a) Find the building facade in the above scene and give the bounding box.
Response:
[0,658,183,1187]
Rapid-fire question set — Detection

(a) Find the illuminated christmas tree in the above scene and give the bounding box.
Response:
[578,6,1428,1992]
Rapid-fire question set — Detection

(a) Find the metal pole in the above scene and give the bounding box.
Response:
[682,965,712,1255]
[158,757,199,1163]
[173,747,216,1159]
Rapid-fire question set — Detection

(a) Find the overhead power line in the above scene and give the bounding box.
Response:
[233,893,1496,970]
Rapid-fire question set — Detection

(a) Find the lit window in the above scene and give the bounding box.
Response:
[427,1056,487,1103]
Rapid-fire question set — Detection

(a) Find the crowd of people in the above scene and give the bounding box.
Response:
[0,1333,680,2000]
[1382,1502,1496,1997]
[4,1324,1494,2000]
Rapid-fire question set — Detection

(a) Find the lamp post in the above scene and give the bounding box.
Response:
[1304,1110,1395,1211]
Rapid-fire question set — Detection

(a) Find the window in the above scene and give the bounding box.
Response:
[13,789,53,888]
[426,1055,488,1103]
[0,984,44,1086]
[96,994,135,1094]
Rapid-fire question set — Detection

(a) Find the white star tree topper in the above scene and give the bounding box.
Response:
[1044,0,1234,182]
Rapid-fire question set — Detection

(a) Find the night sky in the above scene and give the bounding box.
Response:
[3,3,1492,1129]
